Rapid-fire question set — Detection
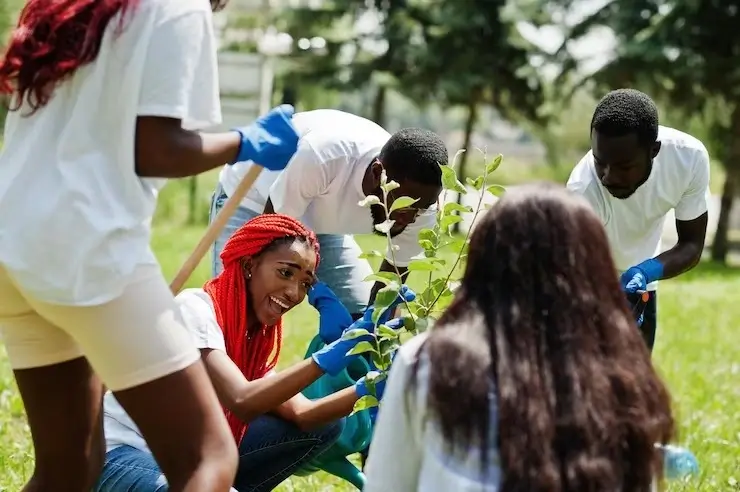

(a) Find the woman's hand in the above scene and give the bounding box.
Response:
[355,374,388,423]
[308,282,353,344]
[311,316,405,376]
[361,285,416,327]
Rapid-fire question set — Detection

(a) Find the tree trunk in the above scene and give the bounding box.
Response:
[711,105,740,263]
[371,86,387,127]
[452,93,479,234]
[711,177,734,262]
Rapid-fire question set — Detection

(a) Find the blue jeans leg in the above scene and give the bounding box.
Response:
[95,445,168,492]
[233,414,344,492]
[314,234,373,316]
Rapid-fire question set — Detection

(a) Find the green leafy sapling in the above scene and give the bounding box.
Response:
[347,149,506,415]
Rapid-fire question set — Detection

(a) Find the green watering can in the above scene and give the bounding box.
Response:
[294,334,375,490]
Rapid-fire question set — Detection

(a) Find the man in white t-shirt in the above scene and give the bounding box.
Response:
[211,109,448,318]
[567,89,710,351]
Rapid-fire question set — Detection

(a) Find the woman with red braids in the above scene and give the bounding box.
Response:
[0,0,299,490]
[97,213,405,492]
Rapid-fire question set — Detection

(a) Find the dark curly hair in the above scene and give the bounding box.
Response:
[411,181,675,491]
[379,128,448,186]
[591,89,659,147]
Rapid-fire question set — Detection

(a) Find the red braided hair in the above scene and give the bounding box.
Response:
[0,0,139,114]
[204,213,320,443]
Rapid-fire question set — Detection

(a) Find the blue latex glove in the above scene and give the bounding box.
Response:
[355,374,388,423]
[311,317,405,376]
[362,285,416,328]
[620,258,664,294]
[308,282,353,344]
[231,104,299,170]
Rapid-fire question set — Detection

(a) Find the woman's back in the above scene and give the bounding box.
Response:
[365,182,674,492]
[0,0,219,305]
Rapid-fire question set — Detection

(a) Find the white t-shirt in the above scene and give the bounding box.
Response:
[566,126,710,289]
[218,109,437,267]
[0,0,220,305]
[103,289,227,454]
[364,333,502,492]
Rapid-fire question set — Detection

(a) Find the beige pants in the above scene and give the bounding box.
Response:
[0,264,200,391]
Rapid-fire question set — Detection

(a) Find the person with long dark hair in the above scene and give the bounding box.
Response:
[363,182,676,492]
[0,0,298,490]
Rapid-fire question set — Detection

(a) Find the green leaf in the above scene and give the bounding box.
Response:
[370,351,385,370]
[407,258,441,272]
[486,184,506,197]
[381,180,400,193]
[440,165,467,194]
[418,228,437,243]
[419,239,435,251]
[372,285,402,324]
[407,301,427,318]
[466,176,484,190]
[389,196,419,213]
[443,202,473,215]
[485,154,503,174]
[440,214,463,231]
[440,236,467,251]
[352,395,379,414]
[341,328,372,340]
[346,341,377,356]
[358,250,383,259]
[358,195,381,207]
[415,317,431,333]
[363,272,401,285]
[377,323,400,340]
[402,315,416,333]
[374,219,396,235]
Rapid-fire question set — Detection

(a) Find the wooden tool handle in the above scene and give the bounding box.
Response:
[169,164,265,294]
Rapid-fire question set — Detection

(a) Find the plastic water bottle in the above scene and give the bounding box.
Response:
[657,444,700,480]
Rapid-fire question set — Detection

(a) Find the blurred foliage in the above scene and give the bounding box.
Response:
[545,0,740,261]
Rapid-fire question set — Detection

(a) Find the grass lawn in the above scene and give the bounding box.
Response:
[1,196,739,490]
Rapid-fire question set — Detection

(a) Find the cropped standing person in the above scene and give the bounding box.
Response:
[567,89,710,351]
[0,0,298,490]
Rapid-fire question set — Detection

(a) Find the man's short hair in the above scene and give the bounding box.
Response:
[590,89,659,146]
[379,128,448,186]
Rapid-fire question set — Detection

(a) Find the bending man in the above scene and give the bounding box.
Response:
[211,109,449,320]
[567,89,710,351]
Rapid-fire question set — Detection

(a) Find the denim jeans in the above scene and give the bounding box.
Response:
[95,415,344,492]
[209,183,374,315]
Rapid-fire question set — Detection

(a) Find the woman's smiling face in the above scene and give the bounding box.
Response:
[244,237,318,326]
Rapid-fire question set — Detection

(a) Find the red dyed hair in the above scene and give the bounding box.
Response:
[204,214,320,443]
[0,0,139,113]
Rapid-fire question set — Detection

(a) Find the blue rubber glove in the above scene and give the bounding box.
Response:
[311,317,405,376]
[362,285,416,328]
[308,282,353,344]
[355,374,388,423]
[620,258,664,294]
[231,104,299,170]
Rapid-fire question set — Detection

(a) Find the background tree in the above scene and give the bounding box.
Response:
[548,0,740,262]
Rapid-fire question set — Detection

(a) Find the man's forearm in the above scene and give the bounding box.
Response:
[655,241,703,280]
